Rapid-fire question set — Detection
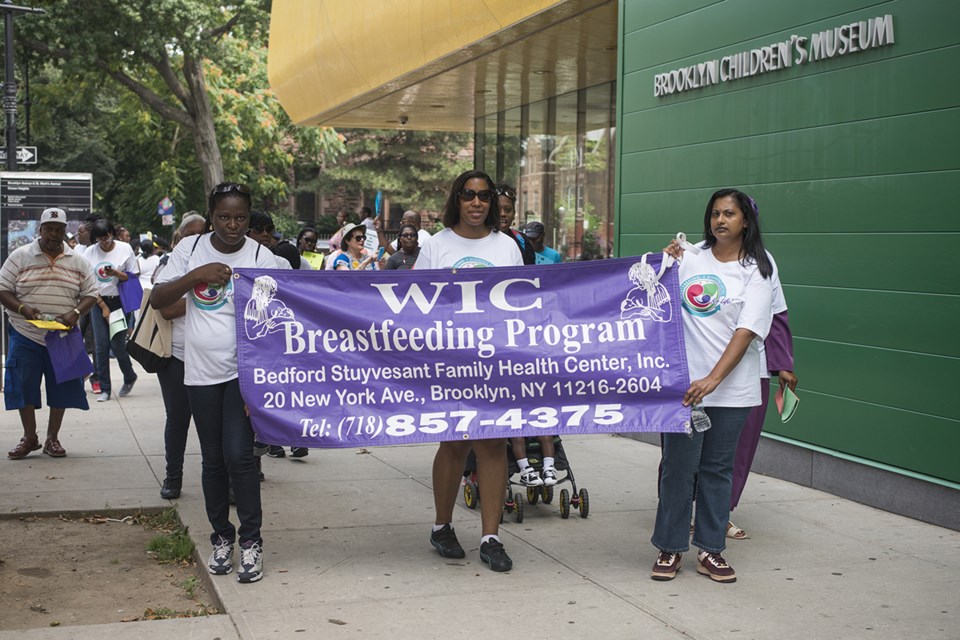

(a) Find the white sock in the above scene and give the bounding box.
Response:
[481,534,501,545]
[432,523,449,532]
[517,458,530,470]
[543,457,555,470]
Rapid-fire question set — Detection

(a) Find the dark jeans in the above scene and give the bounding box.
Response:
[652,406,751,554]
[156,357,192,480]
[90,305,136,396]
[79,311,97,382]
[188,379,262,546]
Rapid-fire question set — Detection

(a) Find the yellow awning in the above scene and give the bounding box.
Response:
[268,0,616,131]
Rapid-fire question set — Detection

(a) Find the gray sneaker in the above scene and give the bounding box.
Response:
[118,378,137,397]
[208,537,234,575]
[237,541,263,583]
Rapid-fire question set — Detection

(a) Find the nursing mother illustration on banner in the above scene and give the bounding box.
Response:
[233,254,693,449]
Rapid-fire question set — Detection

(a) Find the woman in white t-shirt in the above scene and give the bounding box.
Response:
[152,183,276,585]
[416,170,523,573]
[650,189,774,584]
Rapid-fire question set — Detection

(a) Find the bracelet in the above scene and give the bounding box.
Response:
[72,308,81,316]
[17,303,24,314]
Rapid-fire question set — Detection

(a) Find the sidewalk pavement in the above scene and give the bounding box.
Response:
[2,363,958,640]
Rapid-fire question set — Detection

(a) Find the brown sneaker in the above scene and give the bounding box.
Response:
[697,551,736,583]
[651,551,682,581]
[8,436,41,460]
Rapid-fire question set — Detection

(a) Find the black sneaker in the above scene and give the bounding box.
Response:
[479,539,513,572]
[160,477,182,500]
[237,541,264,583]
[208,536,234,575]
[430,524,465,559]
[266,445,285,458]
[290,447,309,458]
[256,456,265,482]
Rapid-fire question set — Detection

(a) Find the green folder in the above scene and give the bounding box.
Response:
[776,385,800,423]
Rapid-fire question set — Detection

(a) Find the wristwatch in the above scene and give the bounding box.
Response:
[72,308,81,316]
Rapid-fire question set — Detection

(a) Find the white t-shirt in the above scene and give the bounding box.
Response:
[84,241,138,297]
[415,228,522,269]
[758,252,787,378]
[389,229,432,252]
[138,254,161,290]
[678,244,773,407]
[157,233,276,386]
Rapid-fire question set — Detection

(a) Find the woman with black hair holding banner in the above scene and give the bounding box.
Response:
[152,182,276,584]
[650,188,773,584]
[415,169,523,572]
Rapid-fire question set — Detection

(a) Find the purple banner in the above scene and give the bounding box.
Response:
[235,255,691,448]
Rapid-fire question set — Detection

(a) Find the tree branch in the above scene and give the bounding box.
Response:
[142,49,191,111]
[94,60,194,130]
[204,10,243,42]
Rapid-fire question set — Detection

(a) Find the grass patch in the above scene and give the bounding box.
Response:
[180,575,200,598]
[144,508,195,564]
[140,605,214,620]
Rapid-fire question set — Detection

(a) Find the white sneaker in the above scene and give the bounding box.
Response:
[541,467,558,486]
[96,392,110,402]
[519,467,543,486]
[237,541,263,583]
[208,537,234,575]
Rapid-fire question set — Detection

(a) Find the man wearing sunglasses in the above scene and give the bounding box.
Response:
[496,184,536,265]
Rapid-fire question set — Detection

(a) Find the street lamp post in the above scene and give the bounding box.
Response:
[0,1,44,171]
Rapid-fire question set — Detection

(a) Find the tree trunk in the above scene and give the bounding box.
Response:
[183,57,224,195]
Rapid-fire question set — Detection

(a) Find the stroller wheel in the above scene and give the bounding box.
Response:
[578,488,590,518]
[463,480,479,509]
[559,489,571,519]
[542,485,554,504]
[526,486,540,505]
[514,493,524,523]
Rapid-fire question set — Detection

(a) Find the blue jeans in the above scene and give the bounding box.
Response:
[90,303,137,396]
[157,357,192,480]
[652,406,751,554]
[188,379,262,546]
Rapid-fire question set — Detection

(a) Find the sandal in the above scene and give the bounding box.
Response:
[8,435,41,460]
[726,521,748,540]
[42,438,67,458]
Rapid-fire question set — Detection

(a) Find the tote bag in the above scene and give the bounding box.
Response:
[44,326,94,383]
[125,292,173,373]
[118,272,144,314]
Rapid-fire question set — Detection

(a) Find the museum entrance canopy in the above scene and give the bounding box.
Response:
[267,0,617,131]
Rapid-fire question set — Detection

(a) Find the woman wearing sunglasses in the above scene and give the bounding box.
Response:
[416,169,523,572]
[384,223,421,270]
[332,223,378,271]
[152,182,277,585]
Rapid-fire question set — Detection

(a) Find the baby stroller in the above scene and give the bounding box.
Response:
[462,436,589,522]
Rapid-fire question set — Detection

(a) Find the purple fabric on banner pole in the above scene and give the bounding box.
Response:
[44,327,95,384]
[234,255,691,448]
[118,272,144,314]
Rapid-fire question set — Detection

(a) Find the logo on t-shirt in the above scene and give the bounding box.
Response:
[94,261,115,282]
[681,274,726,317]
[452,256,495,269]
[192,280,232,311]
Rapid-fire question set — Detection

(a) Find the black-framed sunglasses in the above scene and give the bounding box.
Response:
[211,182,251,197]
[399,233,417,239]
[458,188,495,203]
[496,187,516,200]
[351,234,366,241]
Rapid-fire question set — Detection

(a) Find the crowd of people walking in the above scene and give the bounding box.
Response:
[1,171,796,588]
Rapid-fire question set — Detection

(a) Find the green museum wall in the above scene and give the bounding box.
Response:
[615,0,959,484]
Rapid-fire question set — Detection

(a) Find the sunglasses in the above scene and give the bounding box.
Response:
[458,189,495,203]
[399,233,417,239]
[496,187,516,200]
[211,183,251,196]
[351,234,366,241]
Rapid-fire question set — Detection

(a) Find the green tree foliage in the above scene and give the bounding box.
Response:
[308,129,472,214]
[19,0,343,236]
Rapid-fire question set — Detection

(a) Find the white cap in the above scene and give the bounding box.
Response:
[40,208,67,225]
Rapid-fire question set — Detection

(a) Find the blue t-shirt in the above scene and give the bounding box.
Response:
[535,246,562,264]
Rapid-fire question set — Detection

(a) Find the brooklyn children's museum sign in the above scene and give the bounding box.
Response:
[653,14,895,97]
